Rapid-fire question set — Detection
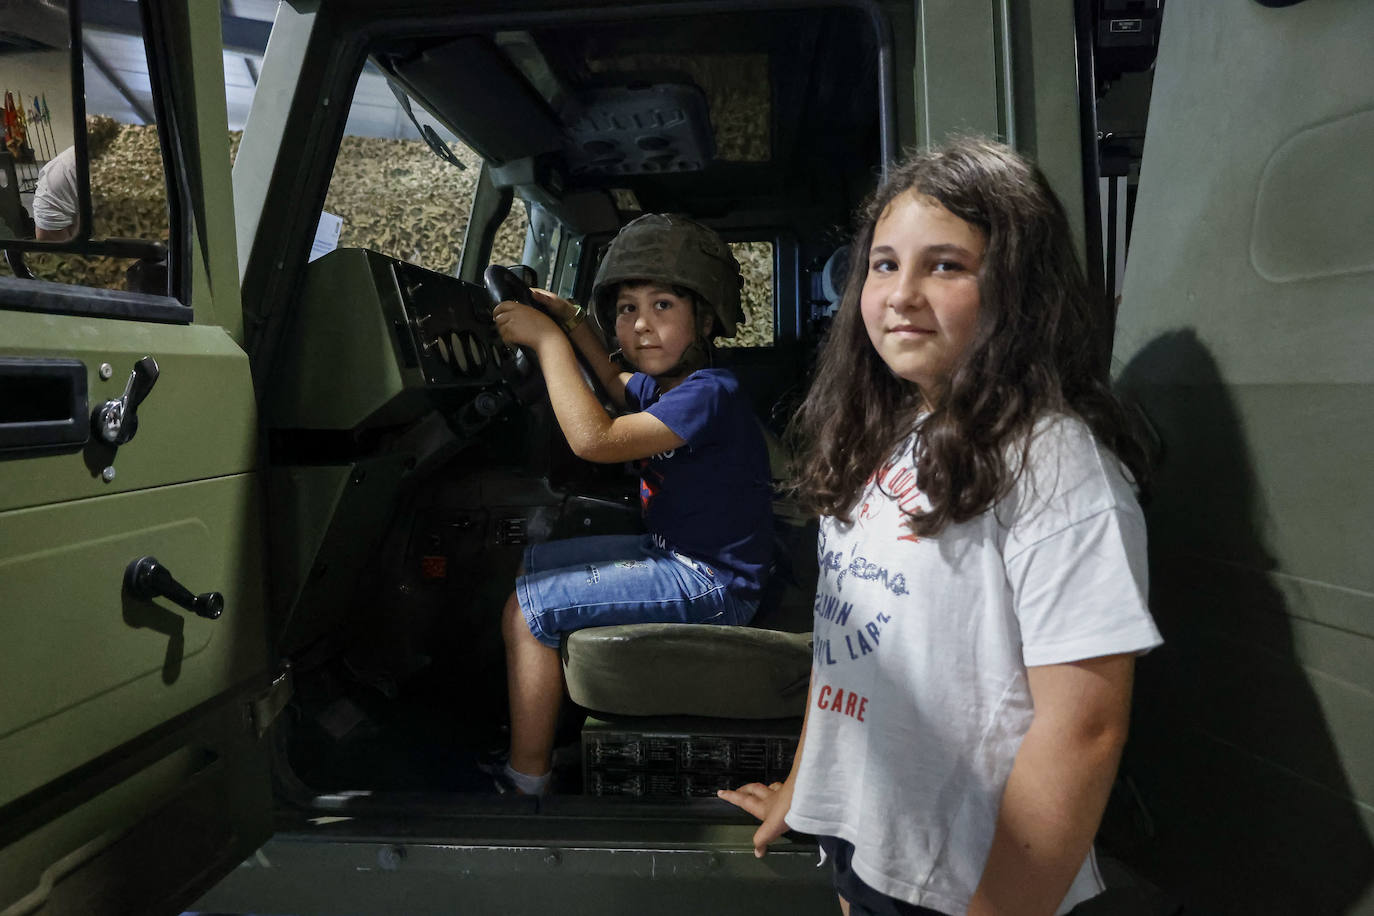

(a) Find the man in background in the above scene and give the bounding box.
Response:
[33,145,77,241]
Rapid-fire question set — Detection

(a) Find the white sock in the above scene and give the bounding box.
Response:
[504,763,552,796]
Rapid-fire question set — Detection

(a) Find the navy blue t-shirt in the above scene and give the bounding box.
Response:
[625,369,774,599]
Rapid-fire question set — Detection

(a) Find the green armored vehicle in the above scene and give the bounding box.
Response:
[1,0,1370,913]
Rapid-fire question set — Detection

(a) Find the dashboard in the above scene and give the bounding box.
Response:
[269,248,536,435]
[391,258,516,390]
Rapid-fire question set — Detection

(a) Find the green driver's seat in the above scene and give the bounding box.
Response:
[562,428,816,720]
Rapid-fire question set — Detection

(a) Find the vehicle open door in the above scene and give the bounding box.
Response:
[0,1,275,913]
[1111,0,1374,910]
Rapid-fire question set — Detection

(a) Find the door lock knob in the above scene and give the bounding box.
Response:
[124,555,224,620]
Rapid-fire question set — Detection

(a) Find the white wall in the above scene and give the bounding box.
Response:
[0,49,77,158]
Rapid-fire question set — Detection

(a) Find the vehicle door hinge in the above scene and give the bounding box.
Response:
[250,663,294,737]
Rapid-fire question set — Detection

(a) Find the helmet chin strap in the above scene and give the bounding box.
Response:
[654,342,709,381]
[652,307,715,381]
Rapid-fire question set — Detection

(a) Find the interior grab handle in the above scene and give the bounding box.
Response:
[124,555,224,620]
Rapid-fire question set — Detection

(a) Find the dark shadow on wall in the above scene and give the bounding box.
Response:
[1100,329,1374,915]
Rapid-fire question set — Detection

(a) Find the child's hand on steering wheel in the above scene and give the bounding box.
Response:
[529,288,579,327]
[494,300,562,350]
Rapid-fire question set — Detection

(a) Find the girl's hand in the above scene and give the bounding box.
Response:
[718,779,795,858]
[494,300,562,350]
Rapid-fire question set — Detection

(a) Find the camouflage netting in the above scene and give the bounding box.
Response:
[25,118,773,346]
[724,240,773,348]
[585,53,770,163]
[24,116,172,288]
[322,134,525,274]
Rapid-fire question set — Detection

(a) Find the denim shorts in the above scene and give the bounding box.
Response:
[516,534,758,648]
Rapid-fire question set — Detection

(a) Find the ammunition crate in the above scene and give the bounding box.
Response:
[582,716,800,799]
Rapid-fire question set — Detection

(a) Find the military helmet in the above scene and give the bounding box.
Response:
[590,213,744,339]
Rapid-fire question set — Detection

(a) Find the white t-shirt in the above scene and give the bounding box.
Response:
[34,146,78,232]
[785,415,1162,915]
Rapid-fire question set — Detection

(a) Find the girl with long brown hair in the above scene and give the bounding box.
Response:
[721,137,1162,916]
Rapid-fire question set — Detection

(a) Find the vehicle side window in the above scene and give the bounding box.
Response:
[1,1,178,299]
[492,197,532,271]
[719,240,775,348]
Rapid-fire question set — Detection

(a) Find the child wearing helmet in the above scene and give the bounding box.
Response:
[490,213,774,795]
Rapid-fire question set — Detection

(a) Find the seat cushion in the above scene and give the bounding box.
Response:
[562,623,813,719]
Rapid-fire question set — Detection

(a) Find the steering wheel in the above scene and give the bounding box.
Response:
[484,264,546,384]
[483,264,616,411]
[483,263,541,311]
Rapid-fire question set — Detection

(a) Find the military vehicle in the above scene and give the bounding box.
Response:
[1,0,1370,913]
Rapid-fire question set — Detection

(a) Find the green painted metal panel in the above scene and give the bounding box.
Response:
[0,0,273,906]
[1112,0,1374,910]
[0,473,270,808]
[907,0,1087,257]
[1011,0,1087,255]
[0,697,273,915]
[1121,382,1373,601]
[270,454,413,654]
[196,831,836,916]
[270,464,354,614]
[913,0,1002,142]
[185,0,248,340]
[268,248,429,430]
[0,312,257,513]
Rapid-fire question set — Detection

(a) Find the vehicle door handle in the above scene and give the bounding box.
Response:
[95,356,159,446]
[124,556,224,620]
[0,357,89,454]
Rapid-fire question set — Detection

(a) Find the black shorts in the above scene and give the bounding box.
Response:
[817,836,950,916]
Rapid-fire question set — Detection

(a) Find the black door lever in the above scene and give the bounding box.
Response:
[124,556,224,620]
